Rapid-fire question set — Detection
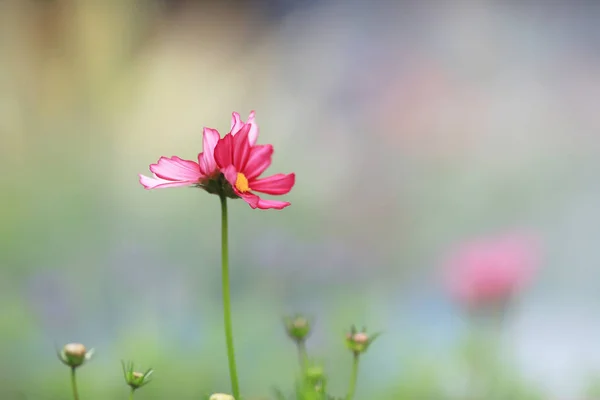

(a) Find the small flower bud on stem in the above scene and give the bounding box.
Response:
[344,326,381,400]
[122,360,154,400]
[284,314,312,370]
[57,343,94,400]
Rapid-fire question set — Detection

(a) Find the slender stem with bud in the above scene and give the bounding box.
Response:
[129,387,135,400]
[346,354,360,400]
[70,368,80,400]
[219,194,240,400]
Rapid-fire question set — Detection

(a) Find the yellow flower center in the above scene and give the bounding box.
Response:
[235,173,250,193]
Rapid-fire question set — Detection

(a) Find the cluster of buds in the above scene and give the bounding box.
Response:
[345,325,380,357]
[58,343,94,369]
[284,314,312,344]
[122,361,154,391]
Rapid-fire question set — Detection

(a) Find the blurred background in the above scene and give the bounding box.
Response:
[2,0,600,399]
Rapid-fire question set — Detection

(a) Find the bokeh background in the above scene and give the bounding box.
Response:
[2,0,600,399]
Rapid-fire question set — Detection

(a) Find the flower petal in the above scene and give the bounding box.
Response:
[139,174,196,190]
[232,123,252,171]
[198,127,220,175]
[230,112,244,135]
[221,165,239,188]
[255,197,291,210]
[244,144,273,180]
[214,133,234,168]
[246,110,259,146]
[231,111,259,145]
[238,191,260,209]
[149,156,203,182]
[250,173,295,195]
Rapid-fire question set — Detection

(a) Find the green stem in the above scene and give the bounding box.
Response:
[346,354,360,400]
[220,194,240,400]
[129,387,135,400]
[297,340,308,371]
[70,367,80,400]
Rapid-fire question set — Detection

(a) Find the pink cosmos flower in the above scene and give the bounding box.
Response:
[139,112,258,190]
[442,232,541,306]
[214,123,295,210]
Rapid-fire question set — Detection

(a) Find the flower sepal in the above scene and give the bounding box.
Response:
[195,173,240,199]
[122,360,154,390]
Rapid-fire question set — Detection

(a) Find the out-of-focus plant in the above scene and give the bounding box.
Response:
[344,325,381,400]
[284,314,313,369]
[440,230,544,400]
[442,231,541,321]
[275,318,379,400]
[57,343,94,400]
[122,361,154,399]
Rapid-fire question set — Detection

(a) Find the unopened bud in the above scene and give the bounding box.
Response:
[345,325,380,356]
[122,361,153,390]
[304,364,325,381]
[284,314,312,343]
[58,343,94,368]
[352,332,368,344]
[209,394,235,400]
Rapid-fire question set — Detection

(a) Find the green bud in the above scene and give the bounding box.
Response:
[58,343,94,368]
[284,314,312,343]
[122,361,153,390]
[304,364,325,381]
[345,325,380,356]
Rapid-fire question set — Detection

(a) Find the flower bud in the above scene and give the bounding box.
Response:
[58,343,94,368]
[209,394,235,400]
[284,314,312,343]
[304,364,325,382]
[345,325,380,356]
[122,361,153,390]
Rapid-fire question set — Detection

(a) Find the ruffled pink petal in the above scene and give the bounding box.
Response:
[246,110,259,146]
[198,127,220,175]
[230,112,244,135]
[149,156,203,182]
[232,124,252,171]
[214,133,234,168]
[255,197,291,210]
[239,192,289,209]
[139,173,197,190]
[231,111,259,145]
[244,144,273,180]
[238,191,261,208]
[221,165,290,210]
[250,173,295,195]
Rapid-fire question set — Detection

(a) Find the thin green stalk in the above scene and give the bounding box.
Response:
[346,354,360,400]
[70,367,80,400]
[129,388,135,400]
[220,194,240,400]
[297,340,308,370]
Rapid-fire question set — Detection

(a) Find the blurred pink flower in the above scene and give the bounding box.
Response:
[139,112,258,189]
[443,232,541,306]
[214,123,295,210]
